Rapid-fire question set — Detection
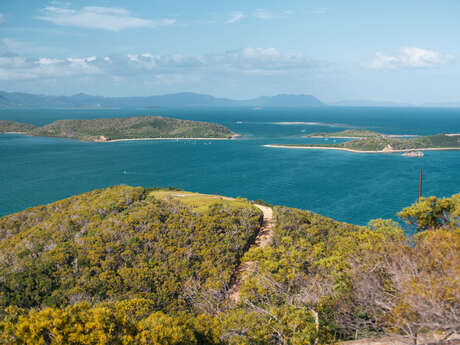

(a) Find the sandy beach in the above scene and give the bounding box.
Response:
[306,134,419,139]
[1,132,240,142]
[104,134,240,142]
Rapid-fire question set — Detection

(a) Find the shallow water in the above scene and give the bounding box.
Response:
[1,106,459,225]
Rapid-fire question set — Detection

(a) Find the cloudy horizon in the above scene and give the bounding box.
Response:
[0,1,459,103]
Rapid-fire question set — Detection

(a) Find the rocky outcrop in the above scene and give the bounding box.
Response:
[402,150,424,157]
[94,135,111,142]
[382,144,394,152]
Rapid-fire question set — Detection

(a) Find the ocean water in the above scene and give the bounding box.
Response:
[1,106,459,225]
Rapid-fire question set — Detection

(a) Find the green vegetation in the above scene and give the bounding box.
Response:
[29,116,234,141]
[307,129,383,138]
[0,120,37,133]
[0,187,459,345]
[287,133,460,151]
[222,195,459,345]
[149,190,252,214]
[1,300,223,345]
[342,134,460,151]
[2,116,234,141]
[0,186,262,312]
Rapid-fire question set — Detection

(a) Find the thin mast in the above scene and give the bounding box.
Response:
[418,168,422,200]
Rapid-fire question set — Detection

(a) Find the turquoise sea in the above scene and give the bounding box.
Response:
[1,107,459,225]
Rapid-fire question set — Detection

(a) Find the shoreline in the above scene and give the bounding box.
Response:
[264,144,460,154]
[1,132,240,142]
[306,134,419,139]
[3,131,29,134]
[103,135,238,143]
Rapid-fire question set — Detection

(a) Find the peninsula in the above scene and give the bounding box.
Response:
[305,128,417,139]
[0,116,235,142]
[266,129,460,153]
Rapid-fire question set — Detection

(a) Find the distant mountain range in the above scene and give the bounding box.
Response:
[0,91,324,109]
[1,91,459,109]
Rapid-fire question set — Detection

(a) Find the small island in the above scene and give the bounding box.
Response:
[266,129,460,154]
[306,129,386,138]
[0,116,236,142]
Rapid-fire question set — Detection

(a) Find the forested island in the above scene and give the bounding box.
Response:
[0,116,235,142]
[306,129,388,138]
[268,129,460,153]
[0,186,458,345]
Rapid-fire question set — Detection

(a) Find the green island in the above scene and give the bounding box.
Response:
[268,129,460,153]
[306,129,386,138]
[0,185,458,345]
[0,116,235,142]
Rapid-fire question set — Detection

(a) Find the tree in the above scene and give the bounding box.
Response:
[349,228,460,345]
[398,195,458,232]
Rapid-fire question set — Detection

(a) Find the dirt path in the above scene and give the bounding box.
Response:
[228,204,275,303]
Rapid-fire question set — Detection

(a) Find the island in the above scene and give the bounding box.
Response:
[305,129,386,138]
[0,116,236,142]
[0,120,37,133]
[266,129,460,154]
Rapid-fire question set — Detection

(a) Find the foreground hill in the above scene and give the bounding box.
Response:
[0,90,324,108]
[0,187,458,345]
[0,116,235,142]
[0,186,262,311]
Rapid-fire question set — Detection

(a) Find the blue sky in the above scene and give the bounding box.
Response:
[0,0,459,103]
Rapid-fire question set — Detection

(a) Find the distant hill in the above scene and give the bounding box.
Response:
[306,129,383,138]
[0,91,324,108]
[0,120,37,133]
[0,116,234,142]
[246,94,324,107]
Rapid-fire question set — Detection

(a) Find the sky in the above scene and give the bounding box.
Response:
[0,0,459,103]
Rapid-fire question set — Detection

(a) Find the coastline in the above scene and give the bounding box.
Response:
[103,135,239,143]
[3,131,29,135]
[306,134,419,139]
[264,144,460,154]
[1,132,240,142]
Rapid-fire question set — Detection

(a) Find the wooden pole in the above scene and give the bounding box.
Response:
[418,168,422,200]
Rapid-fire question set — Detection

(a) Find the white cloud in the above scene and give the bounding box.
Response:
[0,54,102,80]
[0,48,322,83]
[367,47,453,70]
[254,9,273,20]
[227,11,245,24]
[0,13,5,24]
[37,58,64,65]
[38,6,176,31]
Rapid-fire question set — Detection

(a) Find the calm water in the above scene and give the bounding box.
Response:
[1,107,459,225]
